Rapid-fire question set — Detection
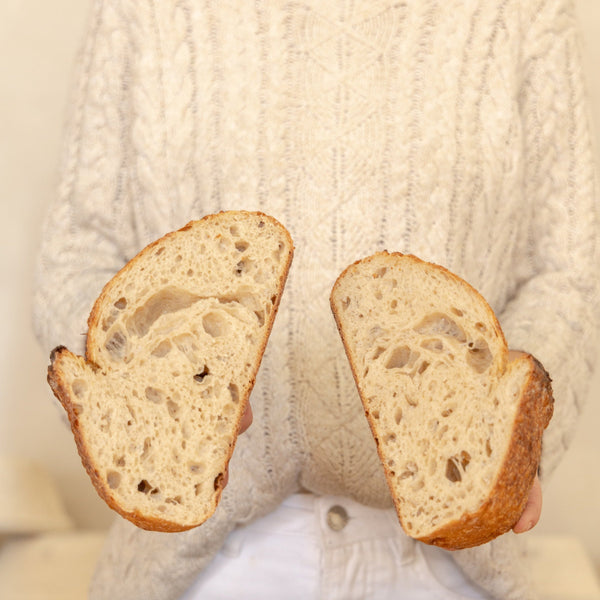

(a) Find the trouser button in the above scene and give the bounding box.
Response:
[326,505,349,531]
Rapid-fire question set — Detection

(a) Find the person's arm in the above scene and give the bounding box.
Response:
[453,4,598,591]
[34,5,295,598]
[32,2,232,598]
[499,0,600,482]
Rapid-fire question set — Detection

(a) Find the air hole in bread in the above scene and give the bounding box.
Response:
[369,325,387,340]
[141,437,152,461]
[372,346,386,360]
[137,479,158,494]
[412,479,425,491]
[451,307,463,317]
[417,361,430,374]
[166,496,182,505]
[126,404,136,424]
[102,310,119,332]
[194,483,202,496]
[235,240,249,252]
[145,387,165,403]
[254,310,265,327]
[441,404,456,417]
[230,225,239,236]
[445,451,471,483]
[167,399,181,420]
[213,473,224,490]
[105,329,128,361]
[71,378,88,398]
[189,462,205,474]
[414,313,466,343]
[107,471,121,489]
[203,312,230,337]
[228,383,239,403]
[466,338,493,373]
[151,340,172,358]
[385,346,411,369]
[486,439,493,457]
[421,339,444,353]
[194,365,210,383]
[445,458,462,482]
[390,299,398,309]
[235,259,249,276]
[174,333,200,363]
[406,395,419,407]
[460,450,471,467]
[100,412,112,432]
[187,269,194,277]
[114,297,128,310]
[127,287,200,337]
[394,407,403,424]
[373,267,387,278]
[400,462,418,479]
[115,456,126,467]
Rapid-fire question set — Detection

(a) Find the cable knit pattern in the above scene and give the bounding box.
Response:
[33,1,599,599]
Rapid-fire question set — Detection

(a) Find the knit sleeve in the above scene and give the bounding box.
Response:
[32,0,137,357]
[500,0,600,480]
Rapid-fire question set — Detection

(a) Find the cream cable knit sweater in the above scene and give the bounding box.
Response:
[33,1,598,598]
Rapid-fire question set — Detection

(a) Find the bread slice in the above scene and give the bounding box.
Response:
[330,252,553,549]
[48,211,293,532]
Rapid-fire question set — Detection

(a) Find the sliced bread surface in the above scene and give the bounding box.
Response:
[330,252,553,549]
[48,211,293,532]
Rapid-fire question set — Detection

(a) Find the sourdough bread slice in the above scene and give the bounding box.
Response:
[330,252,553,549]
[48,211,293,532]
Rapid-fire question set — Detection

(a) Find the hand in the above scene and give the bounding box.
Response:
[506,350,543,534]
[513,473,542,533]
[221,402,253,488]
[239,402,254,434]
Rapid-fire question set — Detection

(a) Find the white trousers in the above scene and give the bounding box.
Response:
[181,493,491,600]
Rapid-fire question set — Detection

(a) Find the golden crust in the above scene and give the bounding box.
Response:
[47,211,294,532]
[330,251,554,550]
[414,356,553,549]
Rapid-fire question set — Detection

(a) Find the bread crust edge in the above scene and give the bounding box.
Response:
[330,252,554,550]
[414,355,553,549]
[47,212,294,532]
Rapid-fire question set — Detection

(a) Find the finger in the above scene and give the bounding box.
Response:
[513,474,542,533]
[239,402,253,434]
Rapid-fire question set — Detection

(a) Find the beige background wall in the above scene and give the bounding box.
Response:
[1,0,599,574]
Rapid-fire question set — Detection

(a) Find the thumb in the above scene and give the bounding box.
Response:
[513,474,542,533]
